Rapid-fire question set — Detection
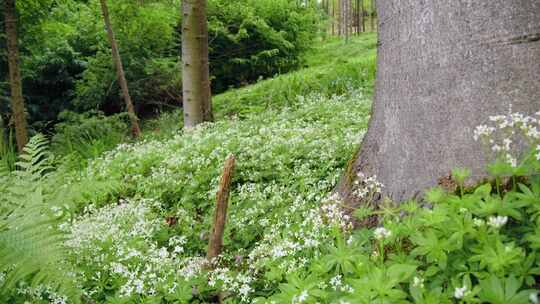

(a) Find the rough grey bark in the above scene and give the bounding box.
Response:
[181,0,213,128]
[3,0,28,152]
[99,0,141,138]
[339,0,540,205]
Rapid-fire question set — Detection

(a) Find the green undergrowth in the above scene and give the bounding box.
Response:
[0,89,372,302]
[142,34,377,138]
[2,29,540,303]
[211,35,377,119]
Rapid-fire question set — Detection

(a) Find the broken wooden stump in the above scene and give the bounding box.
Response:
[207,154,236,260]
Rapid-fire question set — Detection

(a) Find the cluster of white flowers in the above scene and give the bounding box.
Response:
[15,284,68,304]
[321,193,353,230]
[66,198,206,299]
[474,110,540,168]
[454,285,469,299]
[412,276,424,288]
[55,91,372,302]
[373,227,392,240]
[353,172,384,199]
[530,291,539,304]
[292,290,309,303]
[473,218,485,227]
[487,215,508,229]
[169,235,188,255]
[329,275,354,293]
[208,267,254,302]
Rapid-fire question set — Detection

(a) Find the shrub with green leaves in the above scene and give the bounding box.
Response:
[259,110,540,304]
[51,110,129,164]
[28,90,368,303]
[0,0,321,129]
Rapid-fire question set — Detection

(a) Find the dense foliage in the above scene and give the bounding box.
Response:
[0,87,373,303]
[3,28,539,304]
[0,0,320,130]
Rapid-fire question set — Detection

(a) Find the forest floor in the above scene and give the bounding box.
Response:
[8,32,540,304]
[47,34,379,303]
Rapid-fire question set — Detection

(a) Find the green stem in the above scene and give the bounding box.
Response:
[496,176,501,197]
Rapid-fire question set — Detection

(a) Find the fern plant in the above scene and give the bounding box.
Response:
[0,134,81,302]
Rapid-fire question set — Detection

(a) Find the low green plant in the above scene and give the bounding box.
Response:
[34,90,370,303]
[51,110,129,168]
[0,119,16,172]
[259,111,540,304]
[0,135,81,303]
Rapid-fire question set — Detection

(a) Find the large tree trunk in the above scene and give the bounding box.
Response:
[181,0,213,128]
[339,1,540,205]
[99,0,141,138]
[3,0,28,152]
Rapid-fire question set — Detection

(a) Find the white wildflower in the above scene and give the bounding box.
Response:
[506,154,518,168]
[473,125,495,141]
[454,286,468,299]
[530,291,539,304]
[473,218,485,227]
[330,275,342,290]
[293,290,309,303]
[412,276,424,288]
[373,227,392,240]
[488,216,508,228]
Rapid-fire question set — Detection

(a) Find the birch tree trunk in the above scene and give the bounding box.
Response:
[181,0,213,128]
[3,0,28,152]
[339,0,540,205]
[360,0,365,33]
[99,0,141,138]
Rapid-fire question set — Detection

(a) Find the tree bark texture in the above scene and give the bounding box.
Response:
[99,0,141,138]
[339,0,540,205]
[207,155,235,260]
[3,0,28,152]
[182,0,213,128]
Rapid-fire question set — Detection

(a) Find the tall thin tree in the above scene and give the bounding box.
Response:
[99,0,141,137]
[3,0,28,152]
[181,0,213,128]
[369,0,375,32]
[360,0,365,33]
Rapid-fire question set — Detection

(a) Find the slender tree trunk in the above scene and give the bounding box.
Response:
[337,0,342,36]
[99,0,141,137]
[360,0,365,33]
[3,0,28,152]
[354,0,358,35]
[346,0,351,40]
[331,0,335,36]
[369,0,375,32]
[338,0,540,205]
[181,0,213,128]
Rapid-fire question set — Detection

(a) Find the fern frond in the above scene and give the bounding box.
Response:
[0,135,81,302]
[13,134,53,183]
